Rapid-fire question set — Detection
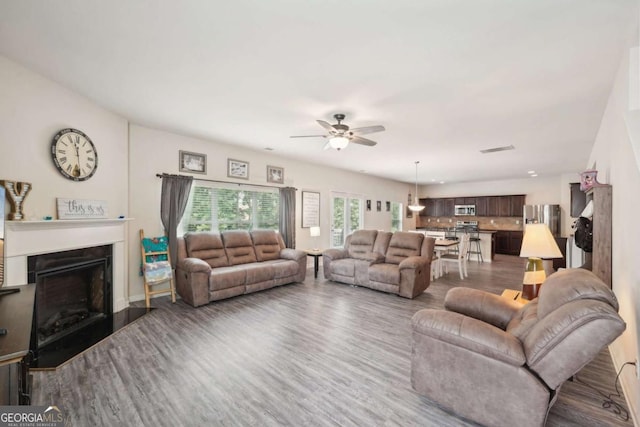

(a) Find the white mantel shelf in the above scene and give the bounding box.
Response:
[4,217,132,311]
[6,218,133,230]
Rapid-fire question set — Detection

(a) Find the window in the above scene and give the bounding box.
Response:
[331,192,363,247]
[179,182,279,234]
[391,201,403,232]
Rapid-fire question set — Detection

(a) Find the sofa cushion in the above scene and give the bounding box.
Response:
[244,263,275,284]
[537,269,619,319]
[251,230,282,261]
[209,265,247,291]
[368,263,400,286]
[385,232,424,265]
[222,231,258,265]
[373,231,393,255]
[184,232,229,268]
[265,259,301,279]
[348,230,378,260]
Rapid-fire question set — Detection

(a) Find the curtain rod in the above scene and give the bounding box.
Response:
[155,173,297,190]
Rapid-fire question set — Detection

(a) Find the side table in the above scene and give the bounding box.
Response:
[305,250,323,279]
[500,289,529,305]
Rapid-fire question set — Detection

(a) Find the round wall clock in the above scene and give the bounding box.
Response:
[51,128,98,181]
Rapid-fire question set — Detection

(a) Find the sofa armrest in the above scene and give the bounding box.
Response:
[444,287,522,330]
[412,309,525,366]
[280,248,306,261]
[175,258,211,307]
[179,257,212,273]
[323,248,348,260]
[399,255,428,271]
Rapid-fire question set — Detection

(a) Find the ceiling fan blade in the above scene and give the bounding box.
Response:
[290,135,327,138]
[349,125,385,136]
[317,120,337,133]
[350,135,377,147]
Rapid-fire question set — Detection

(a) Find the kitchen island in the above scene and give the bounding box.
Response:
[416,227,496,262]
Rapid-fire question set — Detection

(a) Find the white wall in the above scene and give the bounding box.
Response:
[128,124,414,301]
[0,55,129,218]
[588,23,640,422]
[0,54,130,295]
[421,174,580,236]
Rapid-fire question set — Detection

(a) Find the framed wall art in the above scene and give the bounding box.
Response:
[227,158,249,180]
[302,191,320,228]
[267,165,284,184]
[377,201,382,212]
[179,150,207,174]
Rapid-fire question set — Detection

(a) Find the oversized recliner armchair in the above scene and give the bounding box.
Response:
[410,268,625,427]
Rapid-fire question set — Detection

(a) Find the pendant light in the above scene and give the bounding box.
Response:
[408,161,425,212]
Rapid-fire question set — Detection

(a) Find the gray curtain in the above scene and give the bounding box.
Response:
[279,187,296,248]
[160,174,193,266]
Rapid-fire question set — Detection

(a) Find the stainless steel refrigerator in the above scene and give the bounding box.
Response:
[523,204,561,237]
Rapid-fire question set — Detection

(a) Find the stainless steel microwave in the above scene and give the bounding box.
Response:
[454,205,476,216]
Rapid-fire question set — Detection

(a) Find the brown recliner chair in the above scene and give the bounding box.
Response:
[410,268,626,427]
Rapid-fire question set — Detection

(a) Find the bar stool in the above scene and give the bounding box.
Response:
[466,227,483,262]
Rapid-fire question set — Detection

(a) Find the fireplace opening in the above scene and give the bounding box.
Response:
[28,245,113,364]
[35,258,110,348]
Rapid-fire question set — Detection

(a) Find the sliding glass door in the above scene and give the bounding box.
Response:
[331,193,363,247]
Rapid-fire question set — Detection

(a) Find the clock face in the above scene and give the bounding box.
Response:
[51,128,98,181]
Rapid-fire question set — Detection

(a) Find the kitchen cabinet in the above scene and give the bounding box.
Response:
[475,197,487,216]
[420,194,525,218]
[495,231,510,254]
[498,196,511,216]
[443,198,455,216]
[418,198,429,217]
[509,231,523,255]
[486,197,500,216]
[510,195,525,217]
[434,199,444,217]
[495,230,523,255]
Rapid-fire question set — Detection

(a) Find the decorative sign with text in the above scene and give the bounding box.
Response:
[56,198,109,220]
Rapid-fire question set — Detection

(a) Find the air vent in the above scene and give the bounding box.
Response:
[480,145,515,154]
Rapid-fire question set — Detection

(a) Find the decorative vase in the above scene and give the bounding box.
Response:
[1,180,32,220]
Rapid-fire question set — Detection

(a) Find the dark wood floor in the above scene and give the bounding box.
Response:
[32,255,631,426]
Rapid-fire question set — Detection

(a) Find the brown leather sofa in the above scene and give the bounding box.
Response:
[410,268,626,427]
[322,230,435,298]
[175,230,306,307]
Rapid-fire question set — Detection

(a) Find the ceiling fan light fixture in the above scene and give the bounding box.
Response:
[408,161,425,212]
[329,136,349,150]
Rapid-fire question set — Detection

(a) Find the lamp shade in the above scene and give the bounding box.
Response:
[519,223,562,259]
[310,226,321,237]
[329,136,349,150]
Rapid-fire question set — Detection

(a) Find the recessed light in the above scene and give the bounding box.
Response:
[530,174,538,177]
[527,170,535,174]
[439,181,445,184]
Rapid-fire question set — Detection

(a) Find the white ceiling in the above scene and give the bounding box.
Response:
[0,1,637,185]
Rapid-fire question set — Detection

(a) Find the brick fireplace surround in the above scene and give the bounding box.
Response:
[4,219,129,312]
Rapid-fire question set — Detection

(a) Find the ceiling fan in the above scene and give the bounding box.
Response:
[290,113,385,150]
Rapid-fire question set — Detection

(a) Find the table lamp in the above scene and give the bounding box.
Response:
[310,226,321,251]
[519,223,563,300]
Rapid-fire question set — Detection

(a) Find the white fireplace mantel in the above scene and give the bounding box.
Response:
[5,218,132,311]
